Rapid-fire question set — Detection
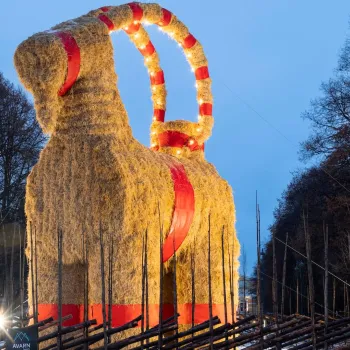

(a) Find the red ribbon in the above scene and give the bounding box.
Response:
[153,109,165,122]
[54,32,81,96]
[158,8,172,26]
[162,162,195,263]
[128,2,143,21]
[37,303,233,327]
[199,103,213,116]
[100,6,110,12]
[183,34,197,49]
[195,66,209,81]
[150,70,165,85]
[98,14,115,31]
[158,131,204,152]
[139,41,155,57]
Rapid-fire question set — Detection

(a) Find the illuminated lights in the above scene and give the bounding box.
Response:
[140,45,145,50]
[188,139,195,146]
[146,57,151,62]
[195,83,198,88]
[150,71,155,76]
[199,98,203,104]
[196,127,202,132]
[124,26,129,30]
[134,33,140,39]
[0,314,5,329]
[133,20,138,25]
[186,53,192,58]
[157,99,162,105]
[177,150,182,155]
[153,117,157,121]
[169,32,174,37]
[151,143,157,147]
[152,131,156,135]
[191,67,195,72]
[144,20,150,26]
[152,86,156,91]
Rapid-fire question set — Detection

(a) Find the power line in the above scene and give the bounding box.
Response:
[274,236,350,288]
[220,80,350,194]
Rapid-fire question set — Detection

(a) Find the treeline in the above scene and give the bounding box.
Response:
[256,26,350,316]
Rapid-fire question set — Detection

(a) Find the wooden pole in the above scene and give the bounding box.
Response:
[10,223,15,313]
[57,228,63,349]
[30,221,36,322]
[221,227,228,325]
[191,235,196,333]
[221,227,228,344]
[281,232,289,320]
[99,222,108,350]
[158,203,164,349]
[303,209,316,347]
[333,278,336,319]
[208,214,213,350]
[19,224,24,323]
[256,192,263,349]
[34,226,39,323]
[324,222,329,350]
[272,229,278,324]
[297,277,299,315]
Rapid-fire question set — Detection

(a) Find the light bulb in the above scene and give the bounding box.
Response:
[133,20,138,25]
[134,33,140,39]
[177,150,181,155]
[146,57,150,62]
[189,139,195,145]
[191,67,195,72]
[144,21,150,26]
[150,71,155,76]
[140,45,145,49]
[187,53,192,58]
[195,83,198,88]
[199,99,203,104]
[151,143,157,147]
[152,86,156,91]
[157,100,161,105]
[124,26,129,31]
[153,117,157,121]
[197,127,202,132]
[152,131,156,135]
[169,32,174,37]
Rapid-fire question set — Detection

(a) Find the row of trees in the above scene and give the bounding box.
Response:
[255,25,350,316]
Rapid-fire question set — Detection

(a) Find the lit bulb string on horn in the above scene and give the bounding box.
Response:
[92,2,213,153]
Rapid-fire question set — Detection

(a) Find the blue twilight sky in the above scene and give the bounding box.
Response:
[1,1,350,274]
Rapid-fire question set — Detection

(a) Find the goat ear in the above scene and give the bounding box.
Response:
[14,33,67,134]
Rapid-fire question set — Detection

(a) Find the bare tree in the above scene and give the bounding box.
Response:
[0,72,45,224]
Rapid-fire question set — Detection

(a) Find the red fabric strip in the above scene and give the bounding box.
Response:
[98,14,115,31]
[183,34,197,49]
[195,66,209,80]
[158,8,172,26]
[124,23,141,34]
[162,162,195,263]
[150,70,165,85]
[128,2,143,21]
[37,303,233,327]
[54,32,81,96]
[153,109,165,122]
[199,103,213,116]
[158,131,203,152]
[139,41,155,57]
[100,6,110,12]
